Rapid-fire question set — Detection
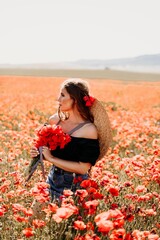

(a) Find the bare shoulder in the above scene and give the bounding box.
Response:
[49,113,60,125]
[78,123,98,139]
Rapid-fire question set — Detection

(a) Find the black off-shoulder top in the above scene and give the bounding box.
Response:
[51,136,100,166]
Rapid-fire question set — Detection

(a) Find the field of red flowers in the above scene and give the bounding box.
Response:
[0,76,160,239]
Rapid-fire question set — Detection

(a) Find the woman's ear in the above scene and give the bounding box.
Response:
[71,98,76,106]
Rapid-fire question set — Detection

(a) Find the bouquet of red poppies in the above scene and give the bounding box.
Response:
[26,124,71,182]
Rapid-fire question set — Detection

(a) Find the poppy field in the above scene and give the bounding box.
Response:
[0,76,160,239]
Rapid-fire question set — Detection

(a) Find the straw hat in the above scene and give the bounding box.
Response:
[90,99,112,160]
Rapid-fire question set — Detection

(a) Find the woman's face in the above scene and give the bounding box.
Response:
[58,87,74,111]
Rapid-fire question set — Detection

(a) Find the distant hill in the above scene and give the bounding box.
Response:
[73,54,160,73]
[0,54,160,73]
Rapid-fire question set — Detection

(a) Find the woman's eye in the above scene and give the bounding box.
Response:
[61,93,65,97]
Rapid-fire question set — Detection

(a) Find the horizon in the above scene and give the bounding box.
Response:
[0,53,160,66]
[0,0,160,64]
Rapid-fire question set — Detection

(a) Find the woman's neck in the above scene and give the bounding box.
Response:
[65,110,85,125]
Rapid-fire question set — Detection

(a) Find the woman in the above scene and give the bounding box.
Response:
[31,78,112,200]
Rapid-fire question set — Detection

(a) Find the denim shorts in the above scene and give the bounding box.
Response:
[46,166,88,201]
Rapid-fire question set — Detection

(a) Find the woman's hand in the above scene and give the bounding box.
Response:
[42,146,53,163]
[30,146,39,158]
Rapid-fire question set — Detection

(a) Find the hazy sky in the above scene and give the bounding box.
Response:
[0,0,160,64]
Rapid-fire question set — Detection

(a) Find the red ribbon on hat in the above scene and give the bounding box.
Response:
[83,95,95,107]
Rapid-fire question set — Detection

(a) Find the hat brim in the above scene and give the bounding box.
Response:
[90,99,112,160]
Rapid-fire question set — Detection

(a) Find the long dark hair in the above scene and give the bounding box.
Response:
[59,79,94,122]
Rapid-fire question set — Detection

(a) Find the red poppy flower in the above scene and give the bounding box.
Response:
[0,206,6,216]
[75,189,88,201]
[48,203,58,213]
[84,200,99,215]
[6,190,15,198]
[55,207,74,219]
[0,180,11,193]
[73,220,86,230]
[22,228,34,238]
[63,189,73,197]
[84,200,99,209]
[92,191,104,200]
[73,176,83,184]
[22,208,33,217]
[86,221,95,231]
[109,186,120,196]
[125,233,133,240]
[125,214,134,222]
[148,234,160,240]
[35,195,50,203]
[96,219,114,233]
[14,214,28,223]
[80,179,98,189]
[95,209,124,222]
[110,228,126,240]
[12,203,25,213]
[111,203,119,210]
[87,187,104,200]
[113,218,125,228]
[135,185,147,193]
[34,124,71,150]
[32,219,46,228]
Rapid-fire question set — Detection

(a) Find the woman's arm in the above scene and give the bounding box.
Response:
[42,146,91,175]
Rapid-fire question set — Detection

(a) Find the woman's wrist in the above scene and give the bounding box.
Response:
[48,156,54,163]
